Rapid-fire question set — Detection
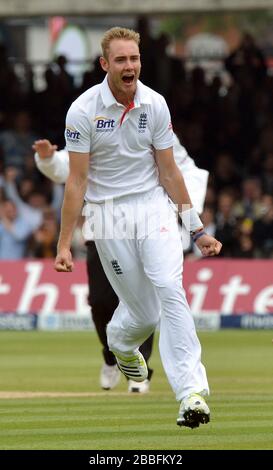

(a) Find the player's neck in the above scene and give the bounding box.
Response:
[107,76,136,107]
[115,92,135,107]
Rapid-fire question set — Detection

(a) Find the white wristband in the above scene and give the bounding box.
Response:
[179,207,203,233]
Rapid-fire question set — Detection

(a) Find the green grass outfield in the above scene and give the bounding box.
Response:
[0,329,272,450]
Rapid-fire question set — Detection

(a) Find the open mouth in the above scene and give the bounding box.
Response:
[122,75,134,84]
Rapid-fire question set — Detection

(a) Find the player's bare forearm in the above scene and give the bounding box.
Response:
[57,176,87,251]
[55,176,86,273]
[155,147,193,212]
[57,150,89,253]
[160,166,193,212]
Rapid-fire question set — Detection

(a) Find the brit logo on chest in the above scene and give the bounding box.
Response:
[94,116,115,132]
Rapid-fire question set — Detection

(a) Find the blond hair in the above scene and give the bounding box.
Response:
[101,27,140,59]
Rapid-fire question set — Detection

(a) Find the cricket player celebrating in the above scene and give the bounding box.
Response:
[54,27,222,428]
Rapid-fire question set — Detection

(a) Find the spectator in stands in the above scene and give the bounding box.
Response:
[54,55,74,94]
[3,167,44,231]
[0,199,33,259]
[204,185,217,210]
[27,207,59,258]
[34,66,68,147]
[0,44,26,118]
[78,56,106,95]
[214,191,238,257]
[0,110,37,173]
[212,151,242,194]
[253,194,273,258]
[225,32,267,85]
[135,16,157,89]
[234,177,264,220]
[233,218,255,258]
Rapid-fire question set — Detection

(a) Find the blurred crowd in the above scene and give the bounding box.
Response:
[0,21,273,260]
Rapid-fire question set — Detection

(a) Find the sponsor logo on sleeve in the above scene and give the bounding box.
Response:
[65,127,81,143]
[94,116,115,132]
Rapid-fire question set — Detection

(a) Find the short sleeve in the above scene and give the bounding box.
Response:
[65,103,91,153]
[152,97,174,150]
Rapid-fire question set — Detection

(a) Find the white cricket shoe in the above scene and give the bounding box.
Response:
[177,393,210,428]
[115,351,148,382]
[128,379,150,393]
[100,363,121,390]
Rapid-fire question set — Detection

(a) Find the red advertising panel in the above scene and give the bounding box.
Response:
[0,259,272,315]
[0,260,88,314]
[183,259,273,315]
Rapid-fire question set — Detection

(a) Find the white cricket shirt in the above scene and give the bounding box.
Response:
[65,75,173,203]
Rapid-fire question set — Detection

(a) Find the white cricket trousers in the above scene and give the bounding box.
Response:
[94,187,209,401]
